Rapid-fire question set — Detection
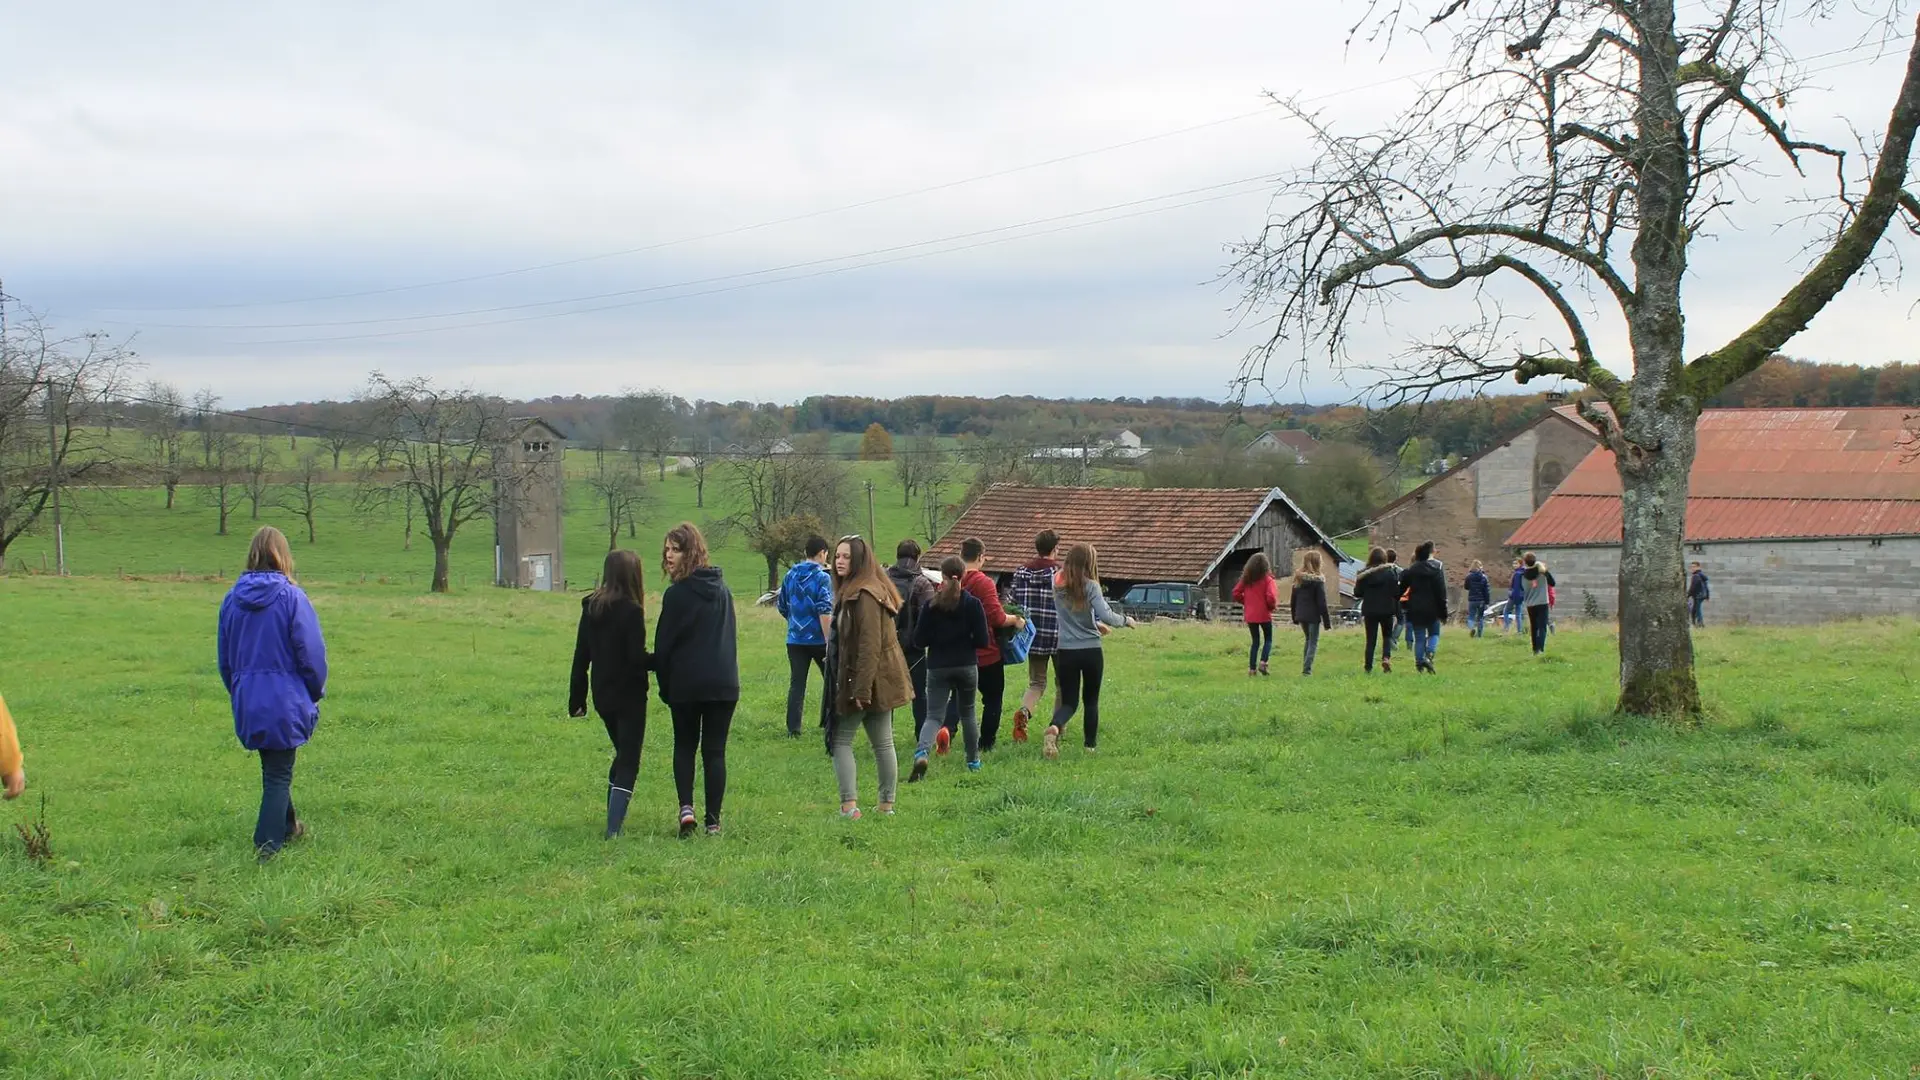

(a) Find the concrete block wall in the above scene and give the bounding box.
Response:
[1526,538,1920,624]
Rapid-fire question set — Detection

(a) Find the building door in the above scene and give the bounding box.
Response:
[528,554,553,592]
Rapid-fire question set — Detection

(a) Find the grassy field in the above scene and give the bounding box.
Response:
[2,565,1917,1077]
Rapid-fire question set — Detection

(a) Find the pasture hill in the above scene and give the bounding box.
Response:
[0,469,1917,1078]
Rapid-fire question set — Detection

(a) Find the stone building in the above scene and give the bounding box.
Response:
[1245,428,1320,463]
[1368,405,1600,603]
[1506,408,1920,624]
[926,484,1358,614]
[495,418,567,592]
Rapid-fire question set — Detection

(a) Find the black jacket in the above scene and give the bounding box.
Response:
[887,559,936,652]
[654,568,740,705]
[1402,558,1450,623]
[913,591,990,669]
[570,595,651,718]
[1354,563,1402,617]
[1289,576,1331,629]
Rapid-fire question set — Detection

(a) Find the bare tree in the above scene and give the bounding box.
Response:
[357,372,533,593]
[1229,2,1920,718]
[721,427,852,590]
[140,380,187,509]
[687,442,713,508]
[276,451,327,543]
[201,430,241,537]
[0,315,139,570]
[191,388,221,469]
[919,445,957,543]
[240,435,278,520]
[617,389,684,480]
[583,447,650,550]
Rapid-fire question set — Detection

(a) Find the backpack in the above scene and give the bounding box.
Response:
[889,568,927,654]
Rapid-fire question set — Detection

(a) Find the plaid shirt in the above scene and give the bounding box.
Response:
[1010,560,1061,655]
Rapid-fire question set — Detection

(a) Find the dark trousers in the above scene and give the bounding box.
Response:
[1051,648,1106,748]
[255,748,298,853]
[1246,621,1273,669]
[602,707,646,791]
[969,660,1007,750]
[904,647,929,730]
[670,701,735,827]
[1528,604,1551,654]
[786,644,825,735]
[1363,613,1395,670]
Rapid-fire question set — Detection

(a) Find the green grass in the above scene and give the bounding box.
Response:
[3,568,1917,1077]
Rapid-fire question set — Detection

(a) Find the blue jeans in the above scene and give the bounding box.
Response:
[255,748,298,853]
[1247,622,1273,669]
[1467,602,1486,636]
[1411,621,1439,668]
[1690,597,1705,627]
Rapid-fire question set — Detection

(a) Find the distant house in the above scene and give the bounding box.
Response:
[925,484,1359,612]
[1029,429,1151,463]
[1507,407,1920,624]
[1245,428,1320,464]
[495,418,567,592]
[1368,405,1602,604]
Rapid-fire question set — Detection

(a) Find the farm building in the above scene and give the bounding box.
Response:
[1245,428,1320,463]
[925,485,1357,615]
[1506,407,1920,624]
[1369,404,1601,606]
[494,418,567,592]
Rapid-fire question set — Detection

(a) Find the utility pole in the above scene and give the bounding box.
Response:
[865,480,876,543]
[47,381,65,576]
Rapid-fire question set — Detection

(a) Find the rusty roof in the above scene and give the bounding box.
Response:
[926,485,1347,583]
[1507,408,1920,545]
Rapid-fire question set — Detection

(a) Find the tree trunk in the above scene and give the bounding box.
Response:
[765,554,779,594]
[1614,408,1700,716]
[217,500,230,536]
[305,513,317,544]
[332,447,343,470]
[164,483,176,509]
[432,540,452,593]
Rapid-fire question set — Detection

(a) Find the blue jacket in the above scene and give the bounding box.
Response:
[1465,569,1491,604]
[218,572,328,751]
[1508,567,1526,603]
[776,559,834,646]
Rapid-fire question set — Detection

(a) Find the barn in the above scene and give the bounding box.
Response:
[1506,408,1920,624]
[925,485,1357,615]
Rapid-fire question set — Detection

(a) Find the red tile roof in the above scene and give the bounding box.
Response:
[926,485,1338,583]
[1507,408,1920,545]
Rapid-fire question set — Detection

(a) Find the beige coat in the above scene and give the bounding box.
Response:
[833,579,914,715]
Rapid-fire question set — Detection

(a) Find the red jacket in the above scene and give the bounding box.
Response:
[964,569,1010,666]
[1233,575,1280,624]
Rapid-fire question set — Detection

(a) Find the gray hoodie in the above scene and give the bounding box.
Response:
[1055,578,1128,649]
[1521,564,1555,608]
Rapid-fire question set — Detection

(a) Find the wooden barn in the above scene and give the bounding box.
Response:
[925,485,1356,614]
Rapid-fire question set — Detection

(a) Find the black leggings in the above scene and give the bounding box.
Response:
[670,701,735,827]
[786,644,825,735]
[1528,605,1550,654]
[1364,613,1395,669]
[602,708,647,791]
[1051,647,1106,748]
[958,660,1007,750]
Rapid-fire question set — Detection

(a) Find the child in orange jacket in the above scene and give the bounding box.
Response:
[0,693,24,799]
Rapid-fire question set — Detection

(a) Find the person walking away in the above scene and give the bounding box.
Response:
[1520,552,1555,656]
[1044,544,1134,758]
[886,539,937,738]
[1386,548,1414,650]
[1464,560,1491,638]
[1403,541,1449,673]
[958,538,1025,753]
[1354,548,1401,674]
[0,691,24,800]
[654,523,739,836]
[776,536,835,738]
[909,556,989,782]
[1232,553,1280,676]
[569,549,653,838]
[1008,530,1063,742]
[828,536,914,817]
[1289,551,1333,675]
[1505,558,1526,633]
[1687,562,1711,628]
[217,526,328,862]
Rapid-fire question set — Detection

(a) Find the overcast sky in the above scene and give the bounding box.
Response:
[3,1,1915,408]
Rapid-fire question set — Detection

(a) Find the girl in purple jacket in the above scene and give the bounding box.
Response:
[218,527,329,861]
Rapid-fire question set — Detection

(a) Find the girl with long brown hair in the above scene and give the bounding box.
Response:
[826,535,913,818]
[1233,552,1280,676]
[907,555,989,783]
[653,523,738,836]
[1043,543,1133,759]
[569,548,653,838]
[218,526,328,861]
[1289,550,1333,676]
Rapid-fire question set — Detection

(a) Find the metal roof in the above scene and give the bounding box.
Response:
[1507,408,1920,546]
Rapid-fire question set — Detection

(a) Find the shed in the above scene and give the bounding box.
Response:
[495,418,567,592]
[1506,407,1920,624]
[924,485,1357,610]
